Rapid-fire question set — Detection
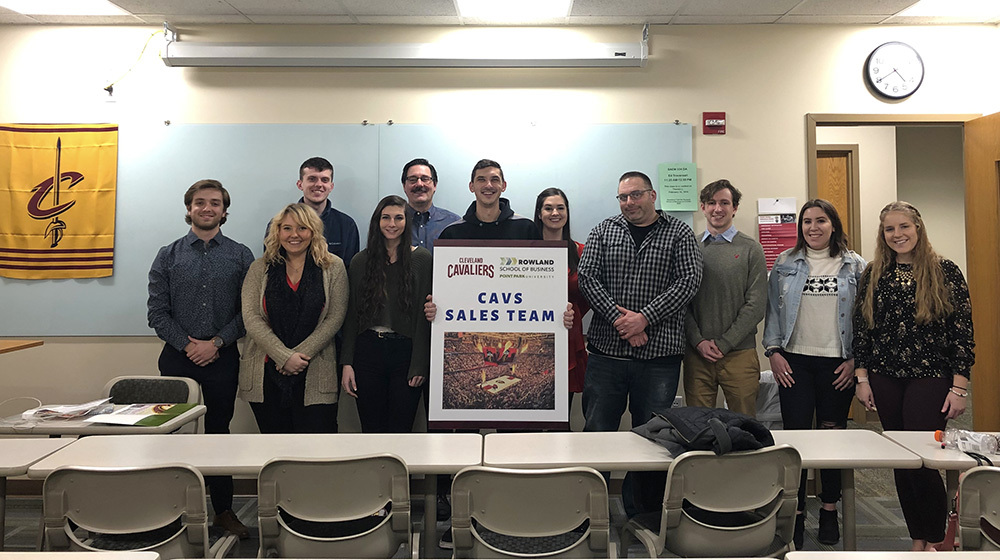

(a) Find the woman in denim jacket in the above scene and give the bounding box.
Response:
[762,199,866,549]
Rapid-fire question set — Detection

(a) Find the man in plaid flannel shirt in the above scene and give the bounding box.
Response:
[579,170,703,433]
[578,170,702,516]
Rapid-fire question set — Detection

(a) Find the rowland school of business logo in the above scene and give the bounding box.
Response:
[0,124,118,279]
[497,255,557,279]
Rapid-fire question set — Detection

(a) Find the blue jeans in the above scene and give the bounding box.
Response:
[582,353,682,431]
[582,352,682,518]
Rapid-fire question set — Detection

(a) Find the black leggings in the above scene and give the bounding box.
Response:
[870,373,951,542]
[778,352,854,510]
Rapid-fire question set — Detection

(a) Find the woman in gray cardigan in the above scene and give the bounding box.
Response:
[240,203,348,433]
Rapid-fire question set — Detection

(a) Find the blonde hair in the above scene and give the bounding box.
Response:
[860,201,952,327]
[263,203,334,268]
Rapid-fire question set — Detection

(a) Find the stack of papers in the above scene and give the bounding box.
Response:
[22,398,113,420]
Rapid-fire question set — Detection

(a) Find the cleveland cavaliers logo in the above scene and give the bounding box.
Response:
[26,138,83,248]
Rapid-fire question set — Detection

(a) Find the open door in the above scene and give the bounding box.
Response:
[964,112,1000,431]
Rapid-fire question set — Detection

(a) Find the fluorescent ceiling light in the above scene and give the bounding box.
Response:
[0,0,128,16]
[897,0,1000,19]
[457,0,571,21]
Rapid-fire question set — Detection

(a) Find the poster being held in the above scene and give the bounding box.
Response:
[429,240,568,429]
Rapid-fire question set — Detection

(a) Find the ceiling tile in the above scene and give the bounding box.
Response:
[567,15,669,24]
[137,13,252,23]
[354,15,463,24]
[341,0,456,17]
[789,0,919,16]
[245,14,357,24]
[570,0,684,17]
[109,0,242,16]
[227,0,349,16]
[679,0,800,16]
[672,15,782,24]
[883,15,1000,24]
[777,14,889,23]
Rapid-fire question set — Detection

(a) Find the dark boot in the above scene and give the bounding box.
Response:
[793,512,805,549]
[818,508,840,545]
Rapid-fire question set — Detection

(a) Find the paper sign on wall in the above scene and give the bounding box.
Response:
[657,163,698,211]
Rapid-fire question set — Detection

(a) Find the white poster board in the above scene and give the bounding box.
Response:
[429,240,569,428]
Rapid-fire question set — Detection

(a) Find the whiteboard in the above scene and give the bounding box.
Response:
[0,122,691,335]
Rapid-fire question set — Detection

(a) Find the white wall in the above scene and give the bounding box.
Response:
[895,126,967,273]
[815,126,898,261]
[1,23,998,432]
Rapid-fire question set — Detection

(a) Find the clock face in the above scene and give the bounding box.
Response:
[865,41,924,100]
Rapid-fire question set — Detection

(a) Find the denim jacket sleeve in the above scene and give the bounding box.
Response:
[762,251,800,350]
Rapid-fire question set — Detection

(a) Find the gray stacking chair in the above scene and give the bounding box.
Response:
[102,375,201,432]
[959,465,1000,550]
[621,445,800,558]
[42,464,236,559]
[451,465,613,558]
[257,454,416,558]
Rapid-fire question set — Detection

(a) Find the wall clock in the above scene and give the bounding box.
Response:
[864,41,924,100]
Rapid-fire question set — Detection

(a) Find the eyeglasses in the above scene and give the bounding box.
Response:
[616,189,652,202]
[405,175,434,185]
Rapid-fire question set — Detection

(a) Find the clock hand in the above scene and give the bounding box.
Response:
[876,68,901,84]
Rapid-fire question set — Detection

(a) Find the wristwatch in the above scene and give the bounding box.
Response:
[212,336,224,348]
[764,347,781,358]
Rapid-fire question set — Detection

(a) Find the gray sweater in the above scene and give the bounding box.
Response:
[684,231,768,354]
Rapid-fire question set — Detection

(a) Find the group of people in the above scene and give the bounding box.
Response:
[146,155,974,553]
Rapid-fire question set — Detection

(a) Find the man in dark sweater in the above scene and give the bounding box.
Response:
[438,159,540,241]
[683,179,767,415]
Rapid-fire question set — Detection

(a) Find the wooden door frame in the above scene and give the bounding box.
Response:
[806,114,980,193]
[806,113,993,426]
[816,144,862,252]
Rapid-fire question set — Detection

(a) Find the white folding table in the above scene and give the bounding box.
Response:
[0,404,206,436]
[484,429,921,551]
[0,438,74,550]
[27,432,484,558]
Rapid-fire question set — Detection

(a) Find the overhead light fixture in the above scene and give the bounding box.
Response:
[0,0,128,16]
[161,23,648,68]
[897,0,1000,20]
[457,0,572,21]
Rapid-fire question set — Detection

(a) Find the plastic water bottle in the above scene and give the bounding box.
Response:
[935,428,999,454]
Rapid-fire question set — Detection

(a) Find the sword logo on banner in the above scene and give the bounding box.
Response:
[26,138,83,248]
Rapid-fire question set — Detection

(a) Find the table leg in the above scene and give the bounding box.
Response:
[946,469,960,500]
[841,469,856,550]
[1,475,6,551]
[424,474,437,558]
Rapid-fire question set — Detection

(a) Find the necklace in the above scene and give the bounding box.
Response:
[895,264,914,287]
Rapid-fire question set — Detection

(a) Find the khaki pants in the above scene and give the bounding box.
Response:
[682,347,760,416]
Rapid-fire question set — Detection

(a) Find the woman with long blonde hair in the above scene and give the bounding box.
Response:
[240,203,348,433]
[854,201,974,551]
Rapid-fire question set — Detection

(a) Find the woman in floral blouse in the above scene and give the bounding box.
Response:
[854,201,975,552]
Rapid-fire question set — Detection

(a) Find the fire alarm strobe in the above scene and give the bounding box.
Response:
[703,112,726,135]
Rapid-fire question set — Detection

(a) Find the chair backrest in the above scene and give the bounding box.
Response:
[103,375,200,405]
[103,375,201,433]
[960,466,1000,551]
[451,466,611,558]
[258,454,411,558]
[658,445,801,557]
[42,464,210,559]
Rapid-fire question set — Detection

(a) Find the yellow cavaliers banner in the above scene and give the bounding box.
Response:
[0,124,118,279]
